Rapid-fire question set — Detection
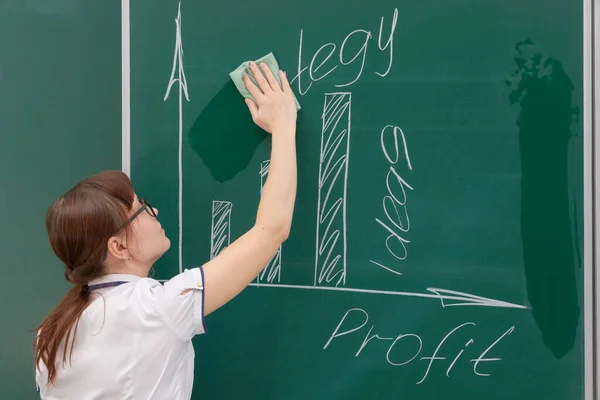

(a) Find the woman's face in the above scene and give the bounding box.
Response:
[127,195,171,265]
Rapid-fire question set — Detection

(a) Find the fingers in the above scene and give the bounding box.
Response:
[279,70,291,92]
[260,63,280,92]
[248,62,272,94]
[242,73,264,102]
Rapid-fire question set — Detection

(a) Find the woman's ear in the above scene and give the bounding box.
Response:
[106,235,130,261]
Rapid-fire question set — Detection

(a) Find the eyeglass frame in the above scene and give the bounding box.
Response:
[123,197,157,226]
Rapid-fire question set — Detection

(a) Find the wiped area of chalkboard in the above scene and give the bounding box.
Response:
[130,1,585,398]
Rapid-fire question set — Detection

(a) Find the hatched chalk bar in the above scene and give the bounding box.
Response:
[314,93,352,287]
[210,200,232,260]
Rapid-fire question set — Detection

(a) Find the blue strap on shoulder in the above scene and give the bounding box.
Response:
[87,281,128,291]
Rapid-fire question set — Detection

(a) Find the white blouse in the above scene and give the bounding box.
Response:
[35,268,206,400]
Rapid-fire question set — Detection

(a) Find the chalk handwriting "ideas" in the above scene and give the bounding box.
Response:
[323,308,515,384]
[370,125,413,275]
[292,8,399,95]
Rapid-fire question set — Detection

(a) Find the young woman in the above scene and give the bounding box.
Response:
[34,62,298,399]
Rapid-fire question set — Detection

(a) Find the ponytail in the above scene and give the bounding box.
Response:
[33,284,91,385]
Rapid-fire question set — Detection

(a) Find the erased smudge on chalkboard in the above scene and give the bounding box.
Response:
[506,39,581,359]
[188,81,267,182]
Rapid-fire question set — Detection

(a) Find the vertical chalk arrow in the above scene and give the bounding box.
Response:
[164,2,190,274]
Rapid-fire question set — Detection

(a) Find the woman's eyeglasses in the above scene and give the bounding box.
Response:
[125,198,156,226]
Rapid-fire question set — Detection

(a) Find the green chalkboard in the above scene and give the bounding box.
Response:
[0,1,122,399]
[130,0,585,398]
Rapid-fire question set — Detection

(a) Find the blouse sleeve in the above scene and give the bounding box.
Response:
[149,267,207,341]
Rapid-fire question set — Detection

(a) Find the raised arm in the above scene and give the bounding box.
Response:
[202,61,298,316]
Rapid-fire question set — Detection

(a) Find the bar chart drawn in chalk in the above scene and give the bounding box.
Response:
[205,92,526,311]
[162,3,525,310]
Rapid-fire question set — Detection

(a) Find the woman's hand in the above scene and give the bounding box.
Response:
[242,62,297,135]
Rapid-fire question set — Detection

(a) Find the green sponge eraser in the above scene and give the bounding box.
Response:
[229,52,301,111]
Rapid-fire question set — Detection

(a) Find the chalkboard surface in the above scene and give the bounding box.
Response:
[130,1,585,398]
[0,1,122,399]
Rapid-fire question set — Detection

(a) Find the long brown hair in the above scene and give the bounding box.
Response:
[34,170,135,385]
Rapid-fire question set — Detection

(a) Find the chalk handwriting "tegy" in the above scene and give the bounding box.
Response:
[323,308,515,384]
[292,8,398,95]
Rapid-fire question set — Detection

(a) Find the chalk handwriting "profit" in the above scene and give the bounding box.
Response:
[323,308,515,384]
